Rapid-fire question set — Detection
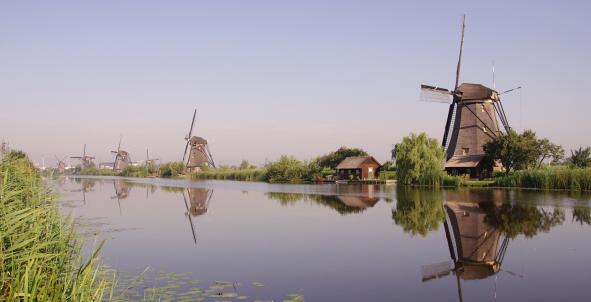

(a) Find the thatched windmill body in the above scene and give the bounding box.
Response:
[182,109,215,172]
[71,144,95,169]
[420,15,518,178]
[111,135,131,171]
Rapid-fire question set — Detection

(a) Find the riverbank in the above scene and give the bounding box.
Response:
[0,152,111,301]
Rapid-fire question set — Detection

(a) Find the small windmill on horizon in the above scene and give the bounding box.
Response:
[182,109,216,172]
[71,144,95,169]
[111,135,131,171]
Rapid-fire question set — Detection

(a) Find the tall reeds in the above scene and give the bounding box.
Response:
[190,168,266,182]
[495,167,591,191]
[0,153,112,301]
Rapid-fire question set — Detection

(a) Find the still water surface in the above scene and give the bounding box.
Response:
[56,176,591,301]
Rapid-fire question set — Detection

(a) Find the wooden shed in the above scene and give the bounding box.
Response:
[335,156,381,180]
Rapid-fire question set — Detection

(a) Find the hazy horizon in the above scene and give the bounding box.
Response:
[2,1,590,167]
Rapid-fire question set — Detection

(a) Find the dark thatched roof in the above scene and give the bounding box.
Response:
[457,83,498,101]
[336,156,381,170]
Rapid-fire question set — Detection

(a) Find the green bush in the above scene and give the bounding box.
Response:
[158,162,185,178]
[263,156,312,183]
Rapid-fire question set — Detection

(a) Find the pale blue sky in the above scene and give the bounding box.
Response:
[1,1,590,166]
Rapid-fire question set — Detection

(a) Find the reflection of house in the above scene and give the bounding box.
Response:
[337,196,379,208]
[335,156,381,180]
[187,188,213,216]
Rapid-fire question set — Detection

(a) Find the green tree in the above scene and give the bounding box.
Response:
[264,155,309,183]
[536,138,564,167]
[483,130,539,175]
[315,146,368,169]
[568,147,591,168]
[394,133,445,186]
[239,160,251,170]
[392,188,445,237]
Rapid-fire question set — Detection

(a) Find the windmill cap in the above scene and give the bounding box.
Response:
[457,83,499,101]
[190,136,208,145]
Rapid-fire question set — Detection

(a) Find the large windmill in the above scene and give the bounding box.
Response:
[182,109,216,172]
[55,155,67,173]
[111,135,131,171]
[420,15,518,178]
[71,144,95,169]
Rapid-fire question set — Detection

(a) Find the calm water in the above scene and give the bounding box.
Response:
[56,176,591,301]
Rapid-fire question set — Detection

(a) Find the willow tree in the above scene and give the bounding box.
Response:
[394,133,445,186]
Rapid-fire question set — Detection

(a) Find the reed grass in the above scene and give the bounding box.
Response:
[190,168,266,182]
[1,153,112,301]
[495,167,591,191]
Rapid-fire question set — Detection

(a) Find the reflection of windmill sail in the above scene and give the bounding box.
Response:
[111,180,131,215]
[421,200,510,302]
[181,188,214,245]
[444,202,507,280]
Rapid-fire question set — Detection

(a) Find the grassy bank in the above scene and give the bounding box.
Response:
[0,152,111,301]
[189,168,266,182]
[494,167,591,191]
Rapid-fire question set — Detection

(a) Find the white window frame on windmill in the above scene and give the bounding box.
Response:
[462,147,469,156]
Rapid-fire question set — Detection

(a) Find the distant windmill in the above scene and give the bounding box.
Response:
[71,144,95,169]
[111,135,131,171]
[419,14,520,178]
[145,149,159,168]
[0,140,9,156]
[182,109,216,172]
[54,155,67,173]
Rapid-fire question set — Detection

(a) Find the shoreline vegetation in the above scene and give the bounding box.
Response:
[0,151,112,301]
[68,140,591,192]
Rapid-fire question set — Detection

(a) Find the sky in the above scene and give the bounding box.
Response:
[1,0,590,167]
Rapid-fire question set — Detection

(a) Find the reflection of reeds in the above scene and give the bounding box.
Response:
[495,167,591,191]
[0,155,111,300]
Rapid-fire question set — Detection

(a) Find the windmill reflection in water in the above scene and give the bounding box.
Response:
[181,188,214,245]
[111,180,131,216]
[421,198,520,301]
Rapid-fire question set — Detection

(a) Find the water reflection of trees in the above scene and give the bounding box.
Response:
[265,192,379,215]
[483,202,565,238]
[572,206,591,225]
[392,188,445,237]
